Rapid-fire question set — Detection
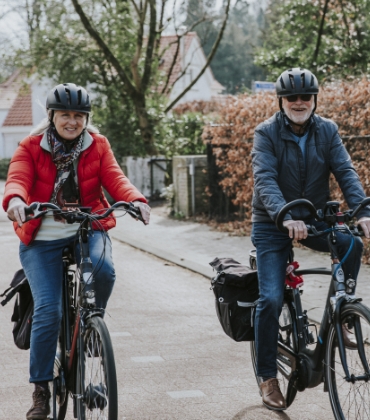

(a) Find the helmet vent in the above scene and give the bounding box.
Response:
[301,74,305,88]
[288,75,295,88]
[54,89,61,103]
[310,75,315,87]
[78,90,82,105]
[279,77,286,90]
[65,89,71,105]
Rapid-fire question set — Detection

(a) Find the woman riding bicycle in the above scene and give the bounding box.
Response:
[251,68,370,411]
[2,83,151,419]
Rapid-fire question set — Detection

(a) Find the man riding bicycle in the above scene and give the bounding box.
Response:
[251,67,370,411]
[2,83,150,419]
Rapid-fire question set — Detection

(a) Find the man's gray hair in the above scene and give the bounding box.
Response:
[30,110,100,136]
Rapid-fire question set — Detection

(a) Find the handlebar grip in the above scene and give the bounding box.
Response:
[128,203,144,222]
[351,197,370,219]
[24,202,39,216]
[276,199,318,233]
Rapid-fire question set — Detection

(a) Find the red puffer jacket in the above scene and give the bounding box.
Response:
[3,133,147,245]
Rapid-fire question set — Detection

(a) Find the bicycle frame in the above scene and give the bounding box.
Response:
[24,201,138,419]
[58,215,105,397]
[272,197,370,395]
[278,252,370,392]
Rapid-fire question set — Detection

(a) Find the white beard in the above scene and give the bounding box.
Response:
[284,104,314,125]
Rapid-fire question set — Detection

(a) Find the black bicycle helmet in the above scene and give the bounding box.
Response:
[276,68,319,97]
[46,83,91,113]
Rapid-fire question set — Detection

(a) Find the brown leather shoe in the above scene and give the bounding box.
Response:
[342,324,357,349]
[260,378,287,411]
[26,385,51,420]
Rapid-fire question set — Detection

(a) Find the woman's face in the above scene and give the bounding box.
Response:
[53,110,87,141]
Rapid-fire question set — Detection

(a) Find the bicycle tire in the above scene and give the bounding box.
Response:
[76,316,118,420]
[51,321,69,420]
[325,302,370,420]
[250,300,298,407]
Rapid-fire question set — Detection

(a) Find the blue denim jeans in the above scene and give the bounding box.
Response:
[251,220,363,379]
[19,231,116,383]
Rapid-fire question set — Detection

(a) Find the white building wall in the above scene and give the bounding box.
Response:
[0,109,8,158]
[2,126,32,158]
[170,38,219,105]
[31,78,53,126]
[121,156,167,198]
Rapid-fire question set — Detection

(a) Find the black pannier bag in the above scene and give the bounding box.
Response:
[0,268,33,350]
[210,257,259,342]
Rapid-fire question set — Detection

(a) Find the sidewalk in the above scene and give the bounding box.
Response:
[111,202,370,325]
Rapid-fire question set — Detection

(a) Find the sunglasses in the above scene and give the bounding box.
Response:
[286,94,313,102]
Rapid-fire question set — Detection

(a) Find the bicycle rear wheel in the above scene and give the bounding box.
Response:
[250,301,298,407]
[325,302,370,420]
[76,316,118,420]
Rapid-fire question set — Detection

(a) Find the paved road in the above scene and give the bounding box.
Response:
[111,202,370,328]
[0,193,334,419]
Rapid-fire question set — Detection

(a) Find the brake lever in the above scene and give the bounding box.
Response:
[353,225,364,237]
[306,224,321,236]
[24,202,49,221]
[126,202,144,223]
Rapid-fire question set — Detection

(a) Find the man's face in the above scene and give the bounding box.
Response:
[282,95,315,125]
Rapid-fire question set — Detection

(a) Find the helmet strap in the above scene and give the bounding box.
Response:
[49,110,55,126]
[313,95,317,113]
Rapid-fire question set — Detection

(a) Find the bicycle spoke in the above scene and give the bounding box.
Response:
[326,303,370,419]
[77,317,117,420]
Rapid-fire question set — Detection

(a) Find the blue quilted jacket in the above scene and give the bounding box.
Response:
[251,111,370,223]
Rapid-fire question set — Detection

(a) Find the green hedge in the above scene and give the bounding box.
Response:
[0,159,10,180]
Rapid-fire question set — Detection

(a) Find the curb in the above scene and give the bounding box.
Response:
[110,231,213,279]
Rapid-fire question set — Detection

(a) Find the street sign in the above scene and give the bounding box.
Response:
[252,81,276,93]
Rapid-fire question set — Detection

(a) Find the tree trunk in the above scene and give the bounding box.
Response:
[312,0,330,67]
[134,94,157,156]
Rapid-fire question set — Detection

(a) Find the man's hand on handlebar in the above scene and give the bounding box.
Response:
[358,217,370,239]
[133,201,151,225]
[7,197,27,226]
[283,219,308,240]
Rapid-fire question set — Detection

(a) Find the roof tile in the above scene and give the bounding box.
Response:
[3,92,33,126]
[158,32,197,92]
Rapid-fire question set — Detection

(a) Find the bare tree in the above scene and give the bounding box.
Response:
[70,0,231,154]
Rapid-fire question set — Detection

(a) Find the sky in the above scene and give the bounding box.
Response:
[0,0,263,54]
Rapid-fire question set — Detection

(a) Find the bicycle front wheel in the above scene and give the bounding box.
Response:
[51,323,69,420]
[250,301,298,408]
[76,316,118,420]
[325,302,370,420]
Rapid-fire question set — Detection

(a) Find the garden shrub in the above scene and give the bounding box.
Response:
[203,79,370,261]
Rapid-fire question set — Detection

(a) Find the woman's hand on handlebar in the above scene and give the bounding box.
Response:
[133,201,151,225]
[358,217,370,239]
[283,219,308,240]
[7,197,27,226]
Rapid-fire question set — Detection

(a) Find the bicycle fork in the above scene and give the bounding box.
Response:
[328,233,370,382]
[332,297,370,381]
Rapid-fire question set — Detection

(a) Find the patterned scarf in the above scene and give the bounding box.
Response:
[47,126,84,205]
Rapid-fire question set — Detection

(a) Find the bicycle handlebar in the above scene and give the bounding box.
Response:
[24,201,144,223]
[276,197,370,235]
